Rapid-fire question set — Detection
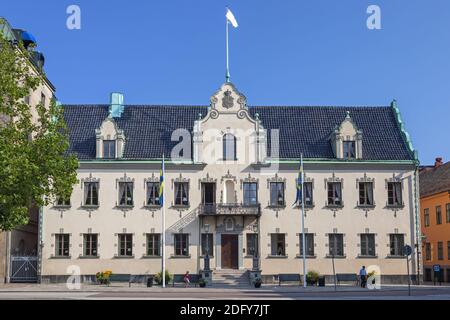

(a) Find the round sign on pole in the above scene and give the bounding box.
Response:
[403,245,412,256]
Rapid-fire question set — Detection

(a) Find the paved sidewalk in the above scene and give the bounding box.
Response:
[0,282,448,293]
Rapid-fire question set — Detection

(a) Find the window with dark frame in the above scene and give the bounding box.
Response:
[243,182,258,206]
[223,134,237,160]
[83,234,98,257]
[447,241,450,260]
[146,234,161,256]
[118,234,133,256]
[201,233,214,256]
[425,243,431,261]
[269,182,284,206]
[343,141,356,159]
[146,182,160,206]
[389,234,404,256]
[40,93,46,106]
[246,234,258,257]
[359,182,374,206]
[327,182,342,206]
[360,234,376,257]
[296,180,313,206]
[55,234,70,257]
[446,203,450,223]
[119,182,133,206]
[328,234,344,257]
[438,242,444,260]
[387,182,402,206]
[174,234,189,256]
[174,182,189,206]
[56,195,71,206]
[84,182,99,206]
[270,234,286,256]
[103,140,116,159]
[436,205,442,225]
[299,233,314,256]
[424,208,430,227]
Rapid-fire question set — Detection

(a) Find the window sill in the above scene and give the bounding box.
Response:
[267,255,288,259]
[142,255,162,259]
[295,254,317,259]
[116,205,134,209]
[357,255,378,259]
[325,254,346,259]
[294,204,315,209]
[50,255,71,259]
[171,205,190,209]
[325,204,344,209]
[199,255,214,258]
[78,255,100,259]
[357,204,376,209]
[267,205,286,209]
[386,255,405,259]
[170,254,191,259]
[53,205,71,210]
[81,205,99,210]
[144,204,161,209]
[114,255,135,259]
[386,204,405,209]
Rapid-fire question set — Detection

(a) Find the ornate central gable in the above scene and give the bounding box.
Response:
[208,82,249,119]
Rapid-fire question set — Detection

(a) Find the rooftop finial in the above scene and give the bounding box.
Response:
[345,110,351,119]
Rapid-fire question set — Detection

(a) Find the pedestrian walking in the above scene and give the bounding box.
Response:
[359,266,367,288]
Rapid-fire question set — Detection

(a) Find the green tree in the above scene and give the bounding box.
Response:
[0,34,78,231]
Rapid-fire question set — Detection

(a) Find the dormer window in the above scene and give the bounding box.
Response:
[103,140,116,159]
[95,117,125,159]
[331,111,362,159]
[223,134,237,160]
[343,141,356,159]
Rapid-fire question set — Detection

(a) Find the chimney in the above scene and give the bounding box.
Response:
[434,157,443,168]
[109,92,124,118]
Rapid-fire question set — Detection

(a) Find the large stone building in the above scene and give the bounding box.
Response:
[420,158,450,283]
[0,17,55,283]
[41,82,421,284]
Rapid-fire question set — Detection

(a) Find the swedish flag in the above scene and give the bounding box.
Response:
[293,159,303,207]
[159,157,164,206]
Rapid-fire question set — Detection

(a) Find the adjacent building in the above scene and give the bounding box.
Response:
[0,17,55,283]
[420,158,450,283]
[41,82,421,284]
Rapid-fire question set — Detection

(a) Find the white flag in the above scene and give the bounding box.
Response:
[226,8,238,28]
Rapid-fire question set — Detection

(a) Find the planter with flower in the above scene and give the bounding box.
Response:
[96,270,112,285]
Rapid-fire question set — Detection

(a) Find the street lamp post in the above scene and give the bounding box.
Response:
[204,224,210,272]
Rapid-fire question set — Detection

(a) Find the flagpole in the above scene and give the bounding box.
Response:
[300,153,307,288]
[162,154,166,288]
[225,17,230,82]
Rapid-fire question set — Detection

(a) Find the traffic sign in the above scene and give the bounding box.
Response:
[403,245,412,256]
[433,265,441,272]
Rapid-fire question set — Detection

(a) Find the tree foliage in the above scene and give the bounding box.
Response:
[0,35,78,231]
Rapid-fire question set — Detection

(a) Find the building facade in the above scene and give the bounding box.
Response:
[0,17,55,283]
[420,158,450,283]
[41,83,420,284]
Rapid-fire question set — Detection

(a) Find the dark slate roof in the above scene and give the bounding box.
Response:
[419,162,450,197]
[63,104,414,161]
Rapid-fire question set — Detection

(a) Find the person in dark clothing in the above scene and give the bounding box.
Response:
[359,266,367,288]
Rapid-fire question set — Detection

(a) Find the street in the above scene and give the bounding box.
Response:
[0,284,449,300]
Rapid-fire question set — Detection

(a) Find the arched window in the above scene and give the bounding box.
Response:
[223,134,237,160]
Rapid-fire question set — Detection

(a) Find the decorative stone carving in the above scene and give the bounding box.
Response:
[240,173,259,189]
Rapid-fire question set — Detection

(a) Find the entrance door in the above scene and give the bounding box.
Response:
[221,234,238,269]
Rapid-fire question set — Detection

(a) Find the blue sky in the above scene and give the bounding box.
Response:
[1,0,449,165]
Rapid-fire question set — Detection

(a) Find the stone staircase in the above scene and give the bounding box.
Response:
[212,269,251,288]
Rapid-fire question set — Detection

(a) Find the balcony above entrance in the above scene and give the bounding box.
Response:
[199,203,261,216]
